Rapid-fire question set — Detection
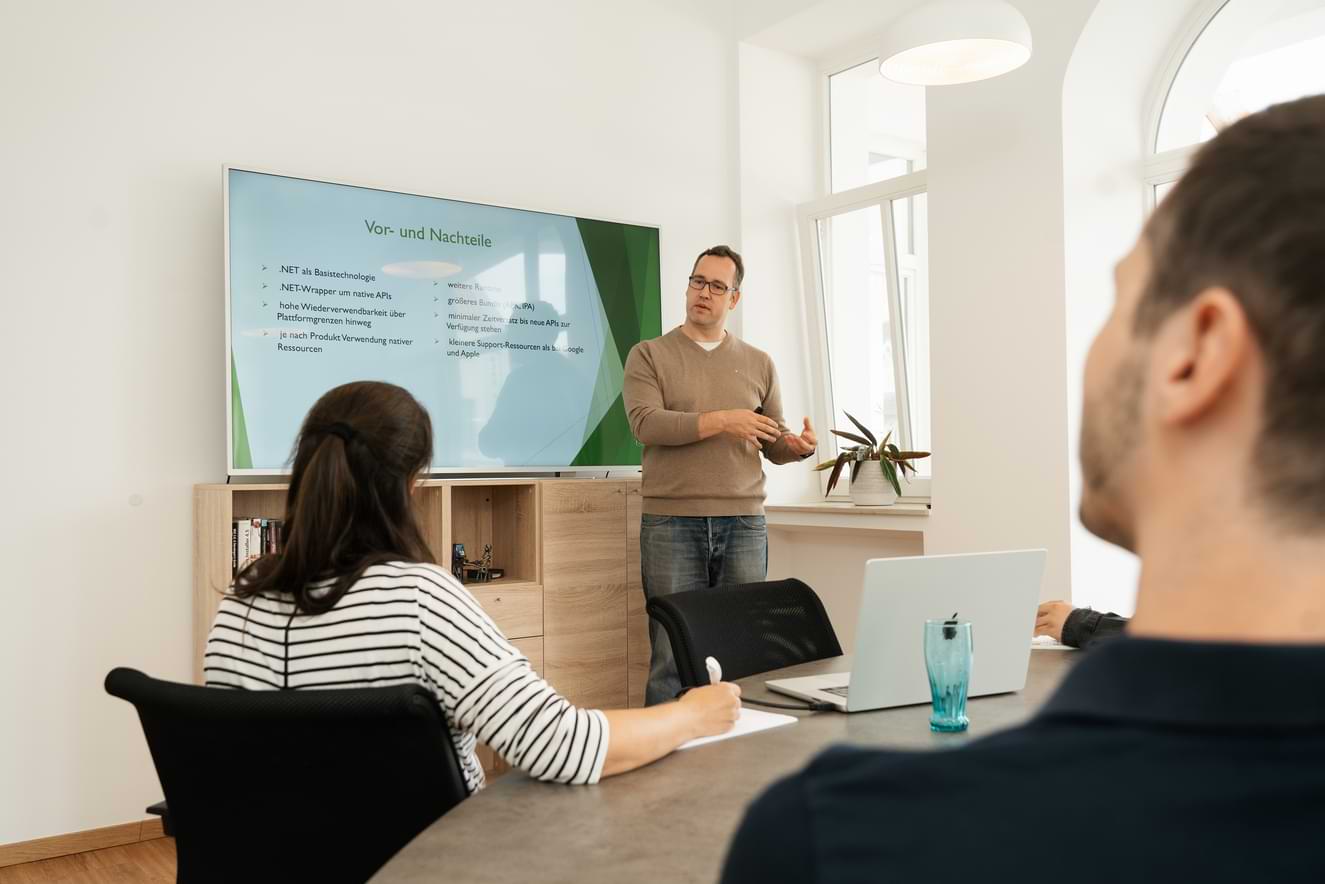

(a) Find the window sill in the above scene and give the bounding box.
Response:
[764,500,929,534]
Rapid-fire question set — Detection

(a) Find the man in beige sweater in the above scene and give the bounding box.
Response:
[623,245,817,705]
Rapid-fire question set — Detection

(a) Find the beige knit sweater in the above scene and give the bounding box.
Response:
[622,327,804,516]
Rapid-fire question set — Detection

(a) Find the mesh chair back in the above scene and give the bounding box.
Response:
[646,578,843,688]
[105,668,468,884]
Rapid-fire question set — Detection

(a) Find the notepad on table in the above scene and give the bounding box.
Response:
[1031,635,1076,650]
[676,707,798,750]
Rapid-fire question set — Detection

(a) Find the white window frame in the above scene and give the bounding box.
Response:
[1144,147,1195,212]
[797,170,932,502]
[1141,0,1259,208]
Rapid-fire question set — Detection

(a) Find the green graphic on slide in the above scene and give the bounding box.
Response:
[231,354,254,470]
[571,221,661,466]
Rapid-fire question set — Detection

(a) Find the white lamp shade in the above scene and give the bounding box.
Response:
[879,0,1032,86]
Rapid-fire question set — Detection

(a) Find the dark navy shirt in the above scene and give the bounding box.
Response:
[1062,606,1129,647]
[721,638,1325,884]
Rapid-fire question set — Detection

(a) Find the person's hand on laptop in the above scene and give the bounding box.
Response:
[1035,601,1074,642]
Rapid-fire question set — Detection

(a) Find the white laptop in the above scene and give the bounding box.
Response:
[766,550,1046,712]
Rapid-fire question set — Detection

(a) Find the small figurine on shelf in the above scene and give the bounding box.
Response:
[462,544,495,582]
[479,544,493,581]
[451,544,466,581]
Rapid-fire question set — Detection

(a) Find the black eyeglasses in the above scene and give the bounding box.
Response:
[688,275,736,296]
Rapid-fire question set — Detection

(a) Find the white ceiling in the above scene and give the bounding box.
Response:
[737,0,929,61]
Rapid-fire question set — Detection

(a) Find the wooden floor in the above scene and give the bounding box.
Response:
[0,838,175,884]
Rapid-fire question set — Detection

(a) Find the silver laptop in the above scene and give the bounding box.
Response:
[767,550,1046,712]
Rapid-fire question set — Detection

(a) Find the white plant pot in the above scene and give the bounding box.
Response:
[849,461,899,506]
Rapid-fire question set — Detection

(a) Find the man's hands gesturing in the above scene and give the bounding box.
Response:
[700,409,780,446]
[781,418,817,457]
[698,412,817,456]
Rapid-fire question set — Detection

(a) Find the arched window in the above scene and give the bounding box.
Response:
[1146,0,1325,205]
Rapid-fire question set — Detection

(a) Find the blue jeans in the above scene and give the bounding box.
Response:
[640,514,768,705]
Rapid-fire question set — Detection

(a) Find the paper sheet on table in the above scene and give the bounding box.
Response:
[676,707,798,750]
[1031,635,1077,650]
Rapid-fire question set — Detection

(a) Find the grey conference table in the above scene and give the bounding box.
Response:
[373,649,1078,884]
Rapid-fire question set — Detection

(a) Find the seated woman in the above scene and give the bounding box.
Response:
[204,380,740,791]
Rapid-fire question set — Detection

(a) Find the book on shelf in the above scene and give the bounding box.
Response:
[232,518,284,576]
[247,520,260,570]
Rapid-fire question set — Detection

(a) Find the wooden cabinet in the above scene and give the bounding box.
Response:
[541,480,628,710]
[626,483,648,707]
[193,477,644,777]
[192,484,288,680]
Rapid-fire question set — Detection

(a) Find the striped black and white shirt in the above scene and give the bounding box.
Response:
[203,561,608,793]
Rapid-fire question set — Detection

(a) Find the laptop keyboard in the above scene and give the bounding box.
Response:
[822,686,850,698]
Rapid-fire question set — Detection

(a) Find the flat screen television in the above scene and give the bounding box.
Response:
[225,166,661,475]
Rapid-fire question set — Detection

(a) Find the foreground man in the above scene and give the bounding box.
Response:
[722,96,1325,883]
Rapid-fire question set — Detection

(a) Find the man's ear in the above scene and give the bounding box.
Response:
[729,289,742,310]
[1153,288,1251,426]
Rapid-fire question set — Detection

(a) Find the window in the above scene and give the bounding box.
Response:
[1146,0,1325,204]
[829,59,927,194]
[802,60,931,498]
[893,195,931,467]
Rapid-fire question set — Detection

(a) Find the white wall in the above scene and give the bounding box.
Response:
[737,42,821,503]
[1062,0,1205,616]
[0,0,741,844]
[920,0,1098,600]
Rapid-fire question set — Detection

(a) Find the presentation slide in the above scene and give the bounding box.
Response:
[227,168,660,473]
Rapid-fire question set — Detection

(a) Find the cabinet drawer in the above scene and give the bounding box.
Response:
[467,582,544,639]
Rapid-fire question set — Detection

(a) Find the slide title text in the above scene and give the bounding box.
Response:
[363,219,493,247]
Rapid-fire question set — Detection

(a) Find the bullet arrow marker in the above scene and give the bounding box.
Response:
[262,265,267,271]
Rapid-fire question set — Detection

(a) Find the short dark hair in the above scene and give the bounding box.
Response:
[692,244,744,290]
[1139,94,1325,526]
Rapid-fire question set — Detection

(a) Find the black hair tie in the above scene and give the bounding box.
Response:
[325,422,358,444]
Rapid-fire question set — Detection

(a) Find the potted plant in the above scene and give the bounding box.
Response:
[813,412,930,506]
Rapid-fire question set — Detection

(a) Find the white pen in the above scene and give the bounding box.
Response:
[705,655,723,685]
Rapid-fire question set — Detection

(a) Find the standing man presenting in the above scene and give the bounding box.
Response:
[623,245,817,705]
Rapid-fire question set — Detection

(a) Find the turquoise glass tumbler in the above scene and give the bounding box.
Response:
[924,620,972,732]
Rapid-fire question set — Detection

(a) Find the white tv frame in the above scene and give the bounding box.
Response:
[223,163,659,477]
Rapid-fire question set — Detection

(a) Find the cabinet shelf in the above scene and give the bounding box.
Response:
[459,576,538,591]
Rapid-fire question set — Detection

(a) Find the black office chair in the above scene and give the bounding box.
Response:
[645,578,843,688]
[105,668,469,884]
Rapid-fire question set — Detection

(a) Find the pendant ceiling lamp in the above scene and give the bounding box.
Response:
[879,0,1032,86]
